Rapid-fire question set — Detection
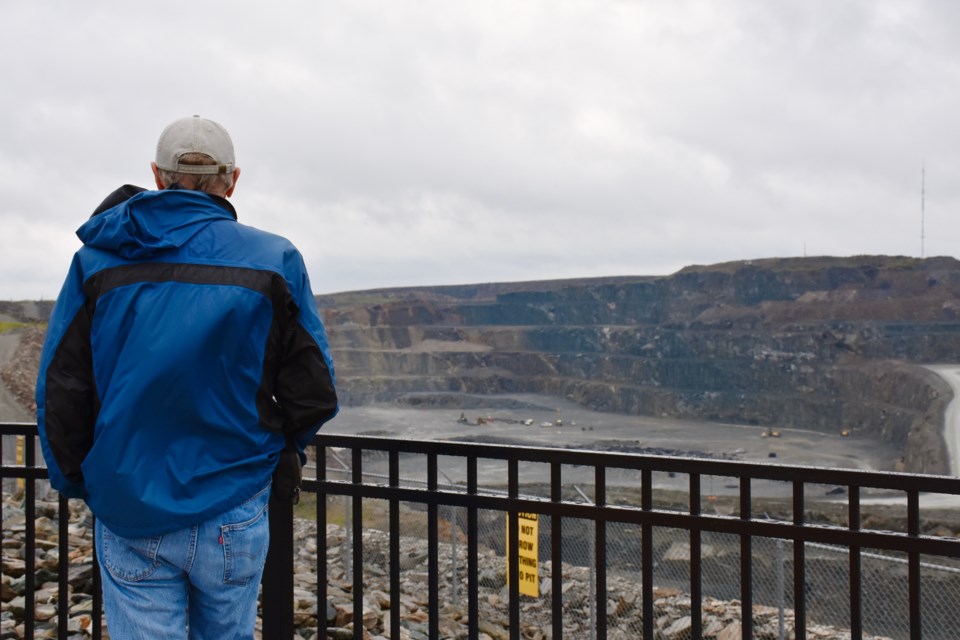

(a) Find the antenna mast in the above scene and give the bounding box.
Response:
[921,162,926,258]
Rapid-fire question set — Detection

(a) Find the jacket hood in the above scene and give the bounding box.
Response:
[77,188,236,259]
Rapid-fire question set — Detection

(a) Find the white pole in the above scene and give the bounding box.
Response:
[921,162,926,258]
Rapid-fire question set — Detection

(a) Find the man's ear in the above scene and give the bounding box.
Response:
[225,167,241,198]
[151,162,166,190]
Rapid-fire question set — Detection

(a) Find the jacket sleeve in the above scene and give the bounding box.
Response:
[35,254,97,499]
[276,249,338,453]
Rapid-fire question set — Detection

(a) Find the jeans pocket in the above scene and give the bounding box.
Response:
[220,493,270,586]
[98,525,163,583]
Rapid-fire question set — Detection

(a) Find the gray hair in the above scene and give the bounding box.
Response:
[157,153,235,195]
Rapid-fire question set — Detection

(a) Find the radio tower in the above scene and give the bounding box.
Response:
[921,162,926,258]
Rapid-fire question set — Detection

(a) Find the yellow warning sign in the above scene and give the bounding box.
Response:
[16,435,23,490]
[506,512,539,597]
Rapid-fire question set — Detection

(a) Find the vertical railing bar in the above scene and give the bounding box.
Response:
[58,494,69,640]
[428,453,439,640]
[0,433,4,635]
[508,458,520,640]
[389,449,401,640]
[689,473,702,640]
[352,448,363,640]
[595,466,607,640]
[262,446,295,638]
[793,480,806,640]
[908,489,921,640]
[467,456,479,640]
[849,485,862,640]
[25,433,36,640]
[641,468,653,640]
[551,462,563,640]
[740,476,752,640]
[317,444,328,640]
[92,516,102,640]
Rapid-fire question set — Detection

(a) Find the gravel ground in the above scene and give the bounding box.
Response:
[323,394,903,499]
[327,395,899,468]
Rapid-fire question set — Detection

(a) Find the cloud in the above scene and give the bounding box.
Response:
[1,0,959,300]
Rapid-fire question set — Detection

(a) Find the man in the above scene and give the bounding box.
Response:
[35,115,338,639]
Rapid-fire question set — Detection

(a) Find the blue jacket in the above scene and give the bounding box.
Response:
[36,187,338,537]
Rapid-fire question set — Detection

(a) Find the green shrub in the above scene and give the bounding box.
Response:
[0,322,26,334]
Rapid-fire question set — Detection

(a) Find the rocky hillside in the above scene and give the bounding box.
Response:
[4,256,957,473]
[320,256,960,474]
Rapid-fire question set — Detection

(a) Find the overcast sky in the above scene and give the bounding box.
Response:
[2,1,959,301]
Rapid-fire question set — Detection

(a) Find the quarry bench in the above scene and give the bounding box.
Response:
[4,421,960,640]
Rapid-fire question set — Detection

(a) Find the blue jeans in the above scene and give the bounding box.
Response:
[95,485,271,640]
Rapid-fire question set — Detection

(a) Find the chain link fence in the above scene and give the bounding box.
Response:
[321,450,960,640]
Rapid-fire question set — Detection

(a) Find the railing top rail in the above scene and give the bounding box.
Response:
[311,432,960,495]
[0,422,37,434]
[6,421,957,495]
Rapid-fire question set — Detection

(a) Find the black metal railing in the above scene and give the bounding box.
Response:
[4,421,960,639]
[1,423,104,640]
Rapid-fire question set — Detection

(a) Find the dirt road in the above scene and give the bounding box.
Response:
[0,330,33,474]
[0,330,32,423]
[926,365,960,477]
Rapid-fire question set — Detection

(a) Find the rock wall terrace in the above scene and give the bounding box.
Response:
[320,256,960,474]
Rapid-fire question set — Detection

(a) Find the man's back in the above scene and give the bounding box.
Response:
[41,186,336,536]
[35,115,337,639]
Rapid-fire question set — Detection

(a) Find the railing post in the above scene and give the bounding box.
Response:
[777,538,786,640]
[740,476,752,640]
[389,450,401,640]
[848,485,862,640]
[508,458,520,640]
[467,456,479,640]
[58,494,70,639]
[317,444,329,640]
[262,483,295,639]
[24,433,36,640]
[428,453,439,640]
[793,480,806,640]
[908,490,921,640]
[449,502,459,604]
[641,469,653,640]
[551,463,563,640]
[689,472,703,640]
[595,466,607,640]
[352,448,364,639]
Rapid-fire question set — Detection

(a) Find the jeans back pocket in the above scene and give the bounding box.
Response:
[220,491,270,586]
[98,524,163,583]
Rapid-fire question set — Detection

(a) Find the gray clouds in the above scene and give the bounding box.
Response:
[2,1,958,300]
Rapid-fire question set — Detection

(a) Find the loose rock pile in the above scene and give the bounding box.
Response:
[2,494,100,639]
[2,493,892,640]
[310,523,892,640]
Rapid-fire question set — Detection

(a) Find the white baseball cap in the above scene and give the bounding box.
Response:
[155,115,235,175]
